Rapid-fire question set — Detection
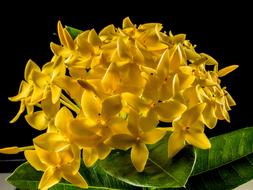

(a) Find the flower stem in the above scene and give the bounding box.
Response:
[61,94,80,109]
[60,98,80,114]
[19,146,34,151]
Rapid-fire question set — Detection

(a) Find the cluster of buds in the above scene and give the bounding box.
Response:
[0,17,237,189]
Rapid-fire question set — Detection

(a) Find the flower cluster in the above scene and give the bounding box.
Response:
[0,17,238,189]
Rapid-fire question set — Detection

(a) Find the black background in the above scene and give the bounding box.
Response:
[0,2,252,171]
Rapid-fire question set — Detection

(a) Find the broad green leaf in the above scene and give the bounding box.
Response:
[7,162,134,190]
[66,26,83,39]
[98,134,196,188]
[192,127,253,175]
[186,153,253,190]
[180,126,253,190]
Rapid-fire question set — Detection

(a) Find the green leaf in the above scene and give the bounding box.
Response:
[66,26,82,39]
[183,127,253,190]
[98,134,196,188]
[193,127,253,175]
[80,164,134,189]
[7,162,134,190]
[186,153,253,190]
[7,162,43,190]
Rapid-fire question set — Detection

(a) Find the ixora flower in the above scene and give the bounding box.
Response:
[1,17,243,190]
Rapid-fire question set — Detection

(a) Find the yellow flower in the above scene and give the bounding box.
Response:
[168,103,211,158]
[81,91,123,137]
[50,21,76,61]
[121,17,168,52]
[199,85,235,129]
[53,105,112,167]
[79,91,126,166]
[29,56,65,104]
[122,89,186,123]
[102,62,145,95]
[54,107,101,148]
[25,144,87,190]
[25,91,60,131]
[155,48,195,101]
[8,60,38,122]
[8,56,65,123]
[106,108,167,172]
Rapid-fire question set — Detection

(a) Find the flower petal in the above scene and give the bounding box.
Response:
[53,76,84,103]
[117,37,130,58]
[202,104,217,129]
[63,171,88,189]
[30,85,45,104]
[35,145,60,166]
[55,107,73,135]
[25,111,48,130]
[50,42,63,56]
[141,128,167,144]
[38,167,61,190]
[50,85,62,104]
[31,70,50,88]
[81,91,101,121]
[42,61,54,75]
[88,29,102,47]
[179,103,206,126]
[156,100,187,122]
[58,146,75,165]
[24,150,47,171]
[215,104,230,122]
[168,131,185,158]
[10,101,25,123]
[102,62,120,93]
[24,59,41,81]
[99,24,116,37]
[101,94,122,120]
[63,28,75,50]
[139,109,159,132]
[72,134,101,148]
[83,148,98,167]
[127,108,140,136]
[142,75,161,101]
[106,134,135,150]
[33,133,69,152]
[8,81,32,102]
[69,119,96,136]
[182,85,202,108]
[121,92,148,113]
[169,45,182,72]
[185,131,211,149]
[96,143,111,160]
[131,143,149,172]
[156,49,170,80]
[70,144,81,174]
[172,74,180,96]
[225,90,236,106]
[41,91,60,118]
[52,55,66,76]
[57,21,67,47]
[122,17,134,28]
[107,117,129,135]
[76,34,93,57]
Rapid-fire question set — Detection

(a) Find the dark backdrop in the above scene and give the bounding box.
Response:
[0,3,252,172]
